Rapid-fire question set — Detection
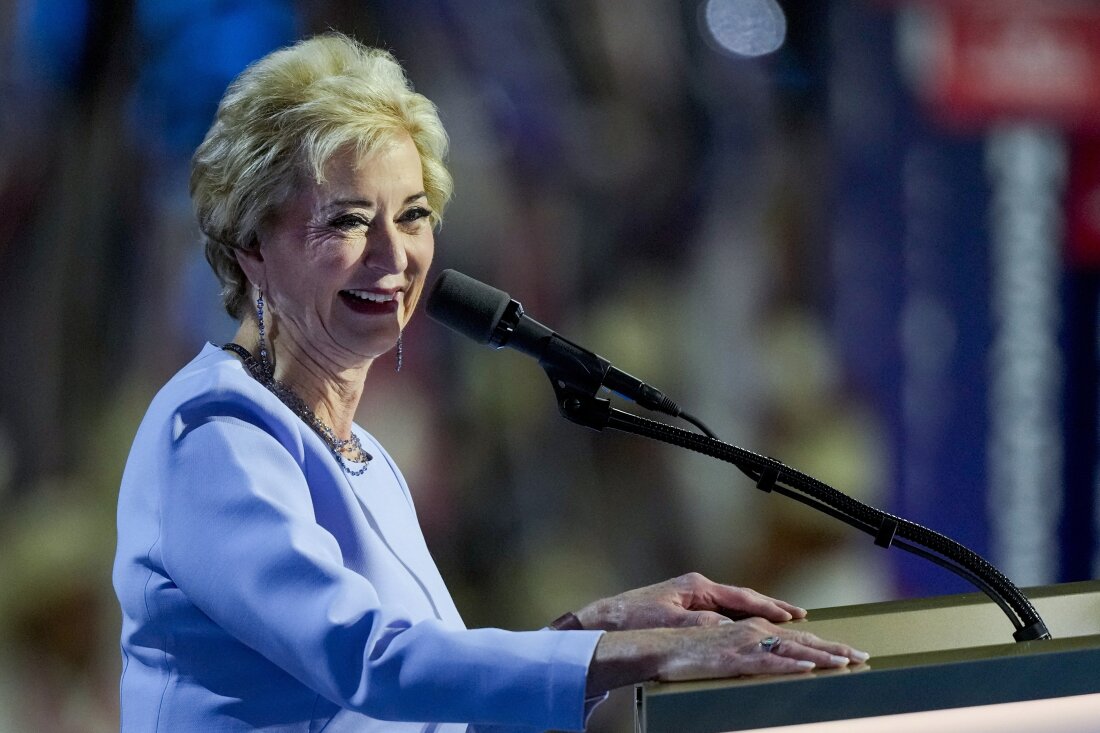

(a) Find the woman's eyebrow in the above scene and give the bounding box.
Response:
[323,198,374,210]
[322,192,426,210]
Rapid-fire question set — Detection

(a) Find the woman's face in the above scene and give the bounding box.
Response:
[248,133,434,368]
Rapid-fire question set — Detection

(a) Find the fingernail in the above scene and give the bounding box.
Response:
[851,650,870,662]
[719,618,735,625]
[829,655,850,666]
[795,660,815,670]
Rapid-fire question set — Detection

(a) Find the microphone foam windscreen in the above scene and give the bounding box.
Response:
[425,269,512,344]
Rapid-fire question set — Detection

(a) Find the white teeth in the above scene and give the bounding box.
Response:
[344,290,396,303]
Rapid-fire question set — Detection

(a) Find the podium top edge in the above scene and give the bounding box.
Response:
[640,630,1100,699]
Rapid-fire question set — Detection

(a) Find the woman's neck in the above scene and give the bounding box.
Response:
[229,321,370,440]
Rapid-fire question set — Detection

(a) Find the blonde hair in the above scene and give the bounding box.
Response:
[191,33,452,318]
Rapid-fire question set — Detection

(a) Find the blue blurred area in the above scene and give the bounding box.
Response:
[830,3,995,595]
[130,0,299,156]
[13,0,91,88]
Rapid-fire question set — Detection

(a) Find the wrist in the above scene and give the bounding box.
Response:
[585,630,667,696]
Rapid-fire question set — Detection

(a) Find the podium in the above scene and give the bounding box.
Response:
[634,581,1100,732]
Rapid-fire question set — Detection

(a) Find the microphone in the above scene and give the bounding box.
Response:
[425,269,683,418]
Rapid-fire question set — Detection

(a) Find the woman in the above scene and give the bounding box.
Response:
[112,33,866,732]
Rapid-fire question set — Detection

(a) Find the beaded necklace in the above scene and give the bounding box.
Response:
[221,342,373,476]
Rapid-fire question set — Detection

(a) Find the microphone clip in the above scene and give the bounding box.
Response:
[549,374,611,432]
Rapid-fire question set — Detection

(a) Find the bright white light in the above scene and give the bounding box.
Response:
[703,0,787,58]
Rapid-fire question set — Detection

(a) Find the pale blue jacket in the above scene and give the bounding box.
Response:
[112,343,604,732]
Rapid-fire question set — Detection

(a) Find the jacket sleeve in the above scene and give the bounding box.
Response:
[158,393,605,731]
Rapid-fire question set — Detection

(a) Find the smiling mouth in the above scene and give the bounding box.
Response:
[339,289,400,314]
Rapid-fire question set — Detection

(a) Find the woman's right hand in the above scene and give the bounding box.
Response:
[585,616,868,695]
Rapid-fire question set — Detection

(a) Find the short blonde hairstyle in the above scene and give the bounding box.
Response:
[191,33,452,318]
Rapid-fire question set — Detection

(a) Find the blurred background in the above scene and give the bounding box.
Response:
[2,0,1100,730]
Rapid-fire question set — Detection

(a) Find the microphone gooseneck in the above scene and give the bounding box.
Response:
[425,268,1050,643]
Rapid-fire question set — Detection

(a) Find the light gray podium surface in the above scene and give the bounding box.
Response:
[634,581,1100,733]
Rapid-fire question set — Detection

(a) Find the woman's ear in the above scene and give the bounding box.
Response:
[235,241,265,291]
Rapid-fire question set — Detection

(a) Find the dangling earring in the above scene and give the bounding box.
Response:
[395,332,403,373]
[256,291,271,375]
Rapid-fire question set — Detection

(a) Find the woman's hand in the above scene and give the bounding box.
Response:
[585,617,869,695]
[571,572,807,631]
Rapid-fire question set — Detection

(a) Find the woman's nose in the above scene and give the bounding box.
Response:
[366,222,408,273]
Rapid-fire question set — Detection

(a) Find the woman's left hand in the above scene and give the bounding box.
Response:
[570,572,807,631]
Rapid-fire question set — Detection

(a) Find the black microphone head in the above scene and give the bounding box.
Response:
[425,269,512,345]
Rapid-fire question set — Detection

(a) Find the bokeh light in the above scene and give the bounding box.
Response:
[702,0,788,57]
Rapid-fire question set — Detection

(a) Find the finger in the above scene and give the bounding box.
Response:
[661,646,815,681]
[768,638,854,668]
[680,610,737,627]
[772,598,809,619]
[781,630,871,663]
[727,587,808,619]
[700,584,802,622]
[744,652,817,676]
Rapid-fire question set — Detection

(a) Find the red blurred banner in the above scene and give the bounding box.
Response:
[897,1,1100,130]
[1067,136,1100,270]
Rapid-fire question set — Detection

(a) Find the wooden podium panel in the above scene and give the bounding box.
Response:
[634,581,1100,733]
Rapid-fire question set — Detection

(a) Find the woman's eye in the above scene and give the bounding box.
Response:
[330,214,370,230]
[399,207,432,225]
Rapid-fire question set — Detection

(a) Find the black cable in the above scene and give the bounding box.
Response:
[891,539,1021,628]
[677,410,717,439]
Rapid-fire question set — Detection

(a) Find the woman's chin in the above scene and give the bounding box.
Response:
[339,332,402,365]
